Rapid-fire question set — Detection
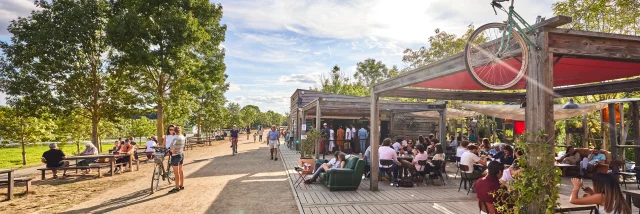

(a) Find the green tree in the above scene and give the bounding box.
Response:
[0,0,135,152]
[129,117,157,143]
[0,106,57,165]
[108,0,227,145]
[354,58,398,87]
[240,105,260,128]
[227,103,242,127]
[553,0,640,35]
[402,25,477,69]
[313,65,369,96]
[54,109,92,154]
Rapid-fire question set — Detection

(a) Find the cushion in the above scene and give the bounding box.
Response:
[344,157,359,169]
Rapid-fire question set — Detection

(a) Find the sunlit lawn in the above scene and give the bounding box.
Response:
[0,143,115,170]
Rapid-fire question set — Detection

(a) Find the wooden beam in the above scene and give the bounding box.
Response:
[370,92,380,191]
[608,103,618,160]
[439,109,447,148]
[381,88,525,101]
[582,112,589,148]
[554,78,640,97]
[632,101,640,164]
[315,102,321,159]
[531,16,573,29]
[524,26,555,165]
[548,30,640,61]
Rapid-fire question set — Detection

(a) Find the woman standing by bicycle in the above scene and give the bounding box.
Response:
[168,126,186,193]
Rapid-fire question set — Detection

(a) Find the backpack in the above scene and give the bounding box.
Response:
[397,177,414,188]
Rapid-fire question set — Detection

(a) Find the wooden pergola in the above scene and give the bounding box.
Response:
[299,97,447,158]
[368,16,640,191]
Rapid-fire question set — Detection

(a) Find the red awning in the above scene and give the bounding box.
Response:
[411,58,640,90]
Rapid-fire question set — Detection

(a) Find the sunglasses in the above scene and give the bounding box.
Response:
[169,128,175,131]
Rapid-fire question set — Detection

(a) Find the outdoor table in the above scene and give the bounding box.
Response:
[555,195,596,213]
[293,166,312,188]
[555,163,576,177]
[0,169,14,200]
[623,190,640,207]
[66,154,130,175]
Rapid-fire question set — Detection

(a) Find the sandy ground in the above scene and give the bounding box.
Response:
[1,135,298,214]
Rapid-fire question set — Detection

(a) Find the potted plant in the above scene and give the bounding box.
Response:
[299,128,320,171]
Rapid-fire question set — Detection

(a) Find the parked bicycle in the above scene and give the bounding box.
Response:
[464,0,538,90]
[150,147,175,193]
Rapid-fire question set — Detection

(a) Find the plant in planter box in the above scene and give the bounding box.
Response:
[299,128,320,170]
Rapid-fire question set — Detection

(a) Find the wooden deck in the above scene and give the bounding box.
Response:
[280,145,636,214]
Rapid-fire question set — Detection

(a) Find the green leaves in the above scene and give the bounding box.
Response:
[402,25,477,69]
[553,0,640,35]
[354,58,398,87]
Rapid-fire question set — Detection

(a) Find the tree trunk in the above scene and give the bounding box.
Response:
[198,114,201,137]
[21,137,26,166]
[157,100,164,146]
[91,115,100,153]
[76,141,80,154]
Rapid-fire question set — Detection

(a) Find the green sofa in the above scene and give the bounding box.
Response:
[318,157,364,191]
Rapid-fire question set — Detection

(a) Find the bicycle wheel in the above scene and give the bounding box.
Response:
[166,165,175,184]
[464,22,529,90]
[151,164,161,193]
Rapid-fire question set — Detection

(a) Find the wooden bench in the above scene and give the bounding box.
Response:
[36,162,130,179]
[0,177,33,195]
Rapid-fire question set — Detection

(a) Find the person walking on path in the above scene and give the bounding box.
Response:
[246,126,251,140]
[169,126,186,193]
[258,126,263,142]
[268,125,280,161]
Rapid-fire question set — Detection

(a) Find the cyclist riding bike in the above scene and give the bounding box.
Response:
[230,125,240,149]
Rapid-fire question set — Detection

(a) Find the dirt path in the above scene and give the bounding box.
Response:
[55,136,297,214]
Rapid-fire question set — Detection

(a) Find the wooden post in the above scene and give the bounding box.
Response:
[297,108,303,144]
[439,108,448,148]
[608,103,618,161]
[632,101,640,164]
[7,170,13,200]
[524,27,555,213]
[390,113,395,138]
[620,103,627,162]
[582,113,588,148]
[370,92,380,191]
[601,109,607,149]
[315,102,321,159]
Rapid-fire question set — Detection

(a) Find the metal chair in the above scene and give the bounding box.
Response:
[454,156,461,179]
[431,160,446,185]
[458,165,477,195]
[415,160,428,185]
[379,159,394,181]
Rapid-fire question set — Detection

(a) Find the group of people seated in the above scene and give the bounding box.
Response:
[358,134,447,184]
[557,146,607,177]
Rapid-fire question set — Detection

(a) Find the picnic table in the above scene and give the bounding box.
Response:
[65,154,132,176]
[624,189,640,207]
[555,195,596,213]
[1,169,14,200]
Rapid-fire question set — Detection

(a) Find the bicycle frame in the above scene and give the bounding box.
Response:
[497,2,538,53]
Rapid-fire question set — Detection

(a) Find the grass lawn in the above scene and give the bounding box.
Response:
[0,143,115,170]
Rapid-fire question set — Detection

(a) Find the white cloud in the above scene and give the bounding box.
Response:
[228,83,241,92]
[0,0,39,35]
[221,0,556,44]
[279,73,318,85]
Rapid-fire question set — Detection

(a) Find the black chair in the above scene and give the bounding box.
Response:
[431,160,446,185]
[454,157,461,179]
[458,165,477,195]
[415,160,428,185]
[380,159,394,181]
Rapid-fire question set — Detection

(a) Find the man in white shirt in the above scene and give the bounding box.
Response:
[401,135,408,147]
[379,138,401,182]
[329,125,335,152]
[460,145,487,180]
[145,137,157,162]
[392,140,401,152]
[314,152,340,173]
[456,140,470,158]
[350,125,356,150]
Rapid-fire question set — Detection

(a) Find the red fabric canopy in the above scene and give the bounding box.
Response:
[412,58,640,90]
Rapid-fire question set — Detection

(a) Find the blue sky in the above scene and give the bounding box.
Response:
[0,0,558,113]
